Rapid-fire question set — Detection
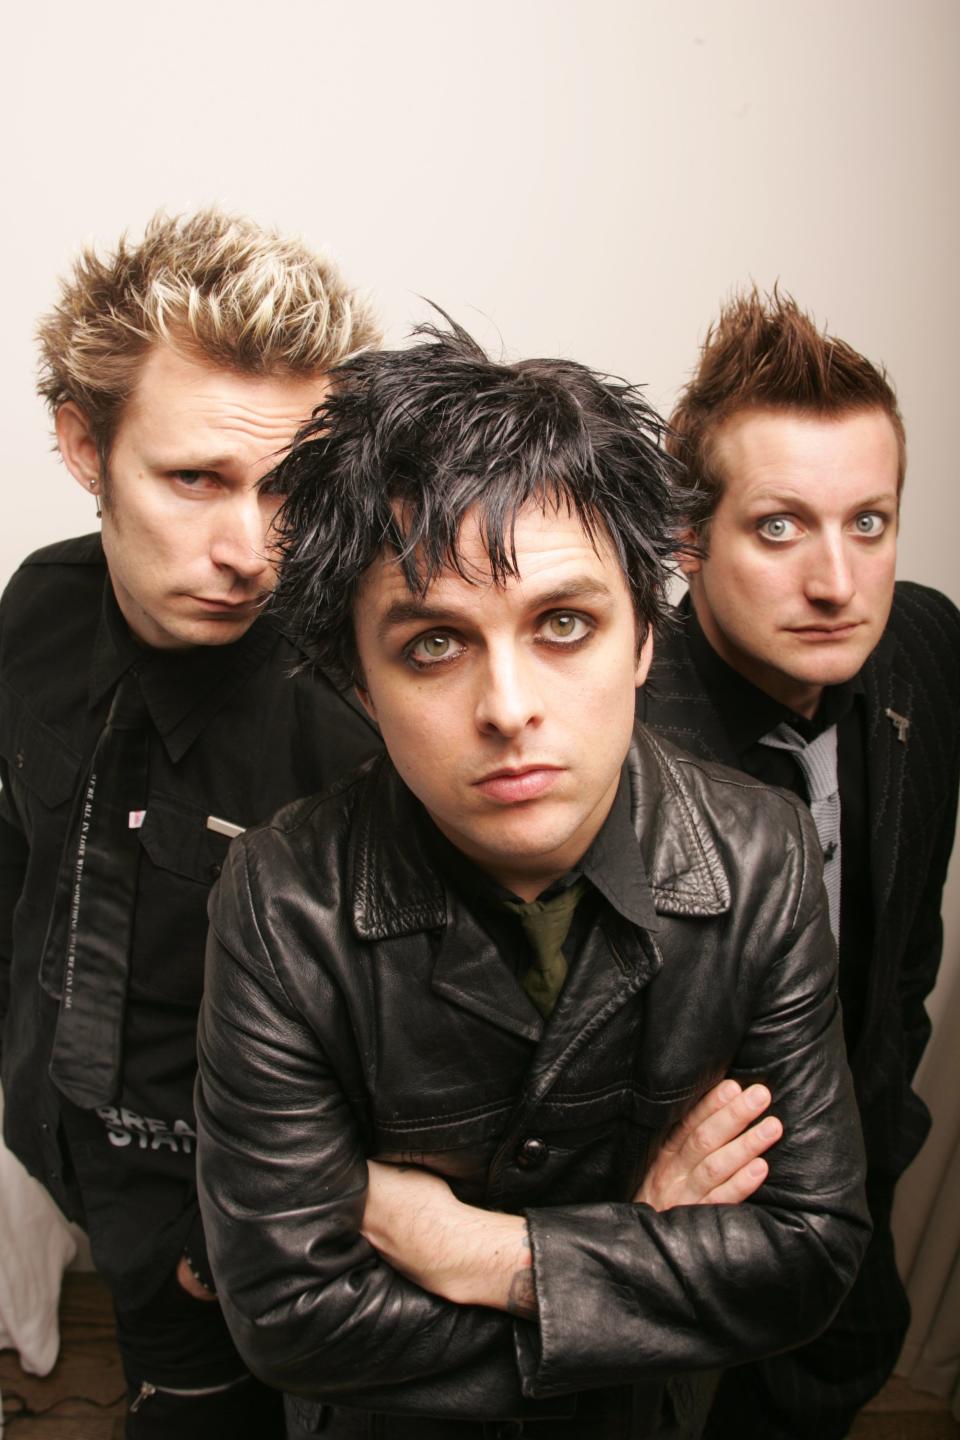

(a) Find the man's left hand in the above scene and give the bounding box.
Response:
[635,1079,782,1210]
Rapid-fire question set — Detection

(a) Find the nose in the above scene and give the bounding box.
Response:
[804,532,856,608]
[209,490,277,583]
[474,644,544,738]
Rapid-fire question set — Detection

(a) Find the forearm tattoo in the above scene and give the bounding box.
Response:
[506,1229,537,1319]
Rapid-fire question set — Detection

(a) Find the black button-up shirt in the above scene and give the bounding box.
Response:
[0,534,382,1305]
[420,767,658,1026]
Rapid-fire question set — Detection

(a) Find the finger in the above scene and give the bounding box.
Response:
[684,1084,772,1163]
[702,1155,770,1205]
[660,1079,743,1153]
[693,1114,783,1197]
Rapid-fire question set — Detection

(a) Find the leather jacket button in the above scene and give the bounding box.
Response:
[15,749,24,769]
[515,1136,549,1170]
[209,862,222,879]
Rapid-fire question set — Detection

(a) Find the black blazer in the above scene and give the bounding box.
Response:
[638,581,960,1180]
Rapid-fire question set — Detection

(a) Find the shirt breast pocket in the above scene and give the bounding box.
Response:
[132,795,234,1006]
[0,679,81,824]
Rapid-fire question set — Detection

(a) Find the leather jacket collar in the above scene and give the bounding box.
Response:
[349,727,731,944]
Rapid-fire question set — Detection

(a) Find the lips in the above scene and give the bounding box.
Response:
[473,766,563,804]
[191,595,262,614]
[787,622,863,639]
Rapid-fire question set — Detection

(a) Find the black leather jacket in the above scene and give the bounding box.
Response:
[196,727,869,1426]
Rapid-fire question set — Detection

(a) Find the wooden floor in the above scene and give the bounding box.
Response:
[0,1274,957,1437]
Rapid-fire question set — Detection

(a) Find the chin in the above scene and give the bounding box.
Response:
[154,619,254,650]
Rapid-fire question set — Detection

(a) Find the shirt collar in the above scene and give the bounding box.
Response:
[420,765,658,931]
[88,578,281,763]
[684,605,864,753]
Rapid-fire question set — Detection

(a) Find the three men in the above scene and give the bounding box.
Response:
[196,321,870,1440]
[0,211,383,1436]
[639,291,960,1439]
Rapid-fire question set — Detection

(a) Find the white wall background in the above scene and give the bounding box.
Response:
[2,0,958,1262]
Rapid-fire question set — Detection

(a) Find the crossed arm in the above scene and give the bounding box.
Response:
[361,1080,782,1319]
[197,820,869,1404]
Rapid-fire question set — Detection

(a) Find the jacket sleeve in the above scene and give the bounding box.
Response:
[195,837,526,1414]
[518,798,870,1397]
[197,803,869,1407]
[897,778,959,1087]
[0,776,27,1037]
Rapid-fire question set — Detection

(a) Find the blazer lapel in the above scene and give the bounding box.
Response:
[862,643,913,923]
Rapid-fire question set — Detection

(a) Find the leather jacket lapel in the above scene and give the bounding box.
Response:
[430,894,543,1042]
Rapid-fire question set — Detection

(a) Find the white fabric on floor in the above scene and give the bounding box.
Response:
[0,1086,76,1375]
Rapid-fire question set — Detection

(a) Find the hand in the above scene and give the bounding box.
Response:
[362,1160,532,1314]
[635,1080,782,1210]
[175,1253,218,1302]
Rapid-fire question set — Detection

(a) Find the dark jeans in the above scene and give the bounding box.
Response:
[113,1266,286,1439]
[285,1374,716,1440]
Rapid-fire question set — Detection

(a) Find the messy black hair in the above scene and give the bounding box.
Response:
[267,315,698,684]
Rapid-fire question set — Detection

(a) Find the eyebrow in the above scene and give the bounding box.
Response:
[745,489,899,511]
[375,577,616,640]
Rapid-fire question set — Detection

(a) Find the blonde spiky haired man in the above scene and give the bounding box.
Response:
[0,210,384,1437]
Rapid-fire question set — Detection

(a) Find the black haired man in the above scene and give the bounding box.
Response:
[196,321,870,1440]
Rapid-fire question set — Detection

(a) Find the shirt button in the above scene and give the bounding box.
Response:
[515,1137,549,1170]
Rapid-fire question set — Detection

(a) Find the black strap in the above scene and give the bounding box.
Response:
[49,669,150,1109]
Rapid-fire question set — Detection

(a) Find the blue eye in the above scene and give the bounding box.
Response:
[853,512,886,536]
[757,516,801,542]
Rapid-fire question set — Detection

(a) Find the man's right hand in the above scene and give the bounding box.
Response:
[635,1080,781,1210]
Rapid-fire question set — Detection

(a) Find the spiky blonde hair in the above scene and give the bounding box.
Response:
[37,208,382,462]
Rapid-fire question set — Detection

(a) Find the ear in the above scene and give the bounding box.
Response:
[675,526,702,578]
[634,626,655,689]
[354,680,377,723]
[56,403,102,497]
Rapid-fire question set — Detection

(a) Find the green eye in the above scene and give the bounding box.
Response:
[407,633,462,668]
[422,635,450,657]
[539,613,591,645]
[549,614,577,637]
